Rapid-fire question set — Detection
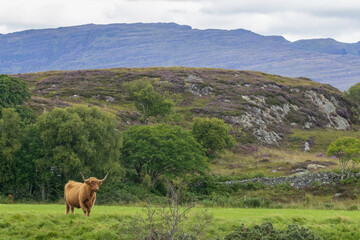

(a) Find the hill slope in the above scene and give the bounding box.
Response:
[2,23,360,90]
[16,67,358,145]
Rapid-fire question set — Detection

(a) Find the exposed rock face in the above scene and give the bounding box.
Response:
[184,74,213,96]
[225,172,341,189]
[304,90,349,130]
[224,88,354,144]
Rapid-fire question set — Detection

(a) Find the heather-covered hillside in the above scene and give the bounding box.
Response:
[16,67,358,145]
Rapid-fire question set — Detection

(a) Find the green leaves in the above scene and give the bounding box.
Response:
[344,83,360,106]
[327,137,360,178]
[327,137,360,162]
[192,117,236,158]
[124,78,174,122]
[0,109,22,183]
[0,75,31,108]
[121,124,208,187]
[35,106,123,198]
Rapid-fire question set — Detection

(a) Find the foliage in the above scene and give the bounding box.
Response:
[224,222,322,240]
[14,124,44,199]
[124,78,175,122]
[34,106,122,200]
[326,137,360,178]
[192,117,236,158]
[0,109,22,193]
[14,105,37,125]
[344,83,360,106]
[0,75,31,109]
[121,124,208,187]
[243,197,262,208]
[188,175,232,197]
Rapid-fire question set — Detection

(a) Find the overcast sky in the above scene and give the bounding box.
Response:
[1,0,360,43]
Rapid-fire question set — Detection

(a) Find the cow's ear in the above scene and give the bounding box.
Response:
[85,180,91,185]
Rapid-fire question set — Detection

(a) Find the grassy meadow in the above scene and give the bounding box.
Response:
[1,204,360,239]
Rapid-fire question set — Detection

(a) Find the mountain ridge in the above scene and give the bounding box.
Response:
[1,22,360,90]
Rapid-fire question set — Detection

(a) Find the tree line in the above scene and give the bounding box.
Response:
[0,75,235,201]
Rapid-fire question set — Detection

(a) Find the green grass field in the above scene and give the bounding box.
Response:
[1,204,360,239]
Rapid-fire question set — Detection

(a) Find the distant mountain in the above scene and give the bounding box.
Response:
[1,23,360,90]
[293,38,360,56]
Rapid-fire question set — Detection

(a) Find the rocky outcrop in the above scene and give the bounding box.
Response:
[304,90,349,130]
[221,87,354,144]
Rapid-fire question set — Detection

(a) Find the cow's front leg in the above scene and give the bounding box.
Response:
[80,200,88,216]
[86,200,93,216]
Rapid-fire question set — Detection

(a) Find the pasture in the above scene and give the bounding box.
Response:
[1,204,360,239]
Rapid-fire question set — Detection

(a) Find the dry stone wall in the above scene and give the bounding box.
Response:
[225,172,341,189]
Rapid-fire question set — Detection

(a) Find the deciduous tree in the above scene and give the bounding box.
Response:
[0,75,31,108]
[121,124,208,187]
[344,83,360,106]
[124,79,174,122]
[0,109,22,193]
[35,106,122,200]
[327,137,360,179]
[192,117,236,158]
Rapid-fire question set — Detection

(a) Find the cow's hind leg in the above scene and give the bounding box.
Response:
[65,202,70,215]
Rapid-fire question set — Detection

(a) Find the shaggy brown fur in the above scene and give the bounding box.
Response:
[64,172,108,216]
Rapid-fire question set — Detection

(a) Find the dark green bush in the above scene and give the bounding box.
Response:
[238,182,265,191]
[348,205,358,211]
[275,182,291,191]
[243,197,261,208]
[188,175,233,197]
[325,203,334,209]
[340,176,358,185]
[224,222,322,240]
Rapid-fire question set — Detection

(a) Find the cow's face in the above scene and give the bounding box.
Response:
[85,178,102,192]
[80,173,108,192]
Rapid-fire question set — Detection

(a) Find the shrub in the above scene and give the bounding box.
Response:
[188,175,225,196]
[224,222,322,240]
[243,197,261,208]
[348,205,358,211]
[130,182,212,239]
[325,203,334,209]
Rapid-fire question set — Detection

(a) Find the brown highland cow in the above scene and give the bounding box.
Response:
[64,172,108,216]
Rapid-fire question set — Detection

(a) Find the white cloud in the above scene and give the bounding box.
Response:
[0,0,359,43]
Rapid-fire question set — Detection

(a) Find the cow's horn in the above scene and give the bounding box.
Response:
[100,173,109,182]
[80,172,87,182]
